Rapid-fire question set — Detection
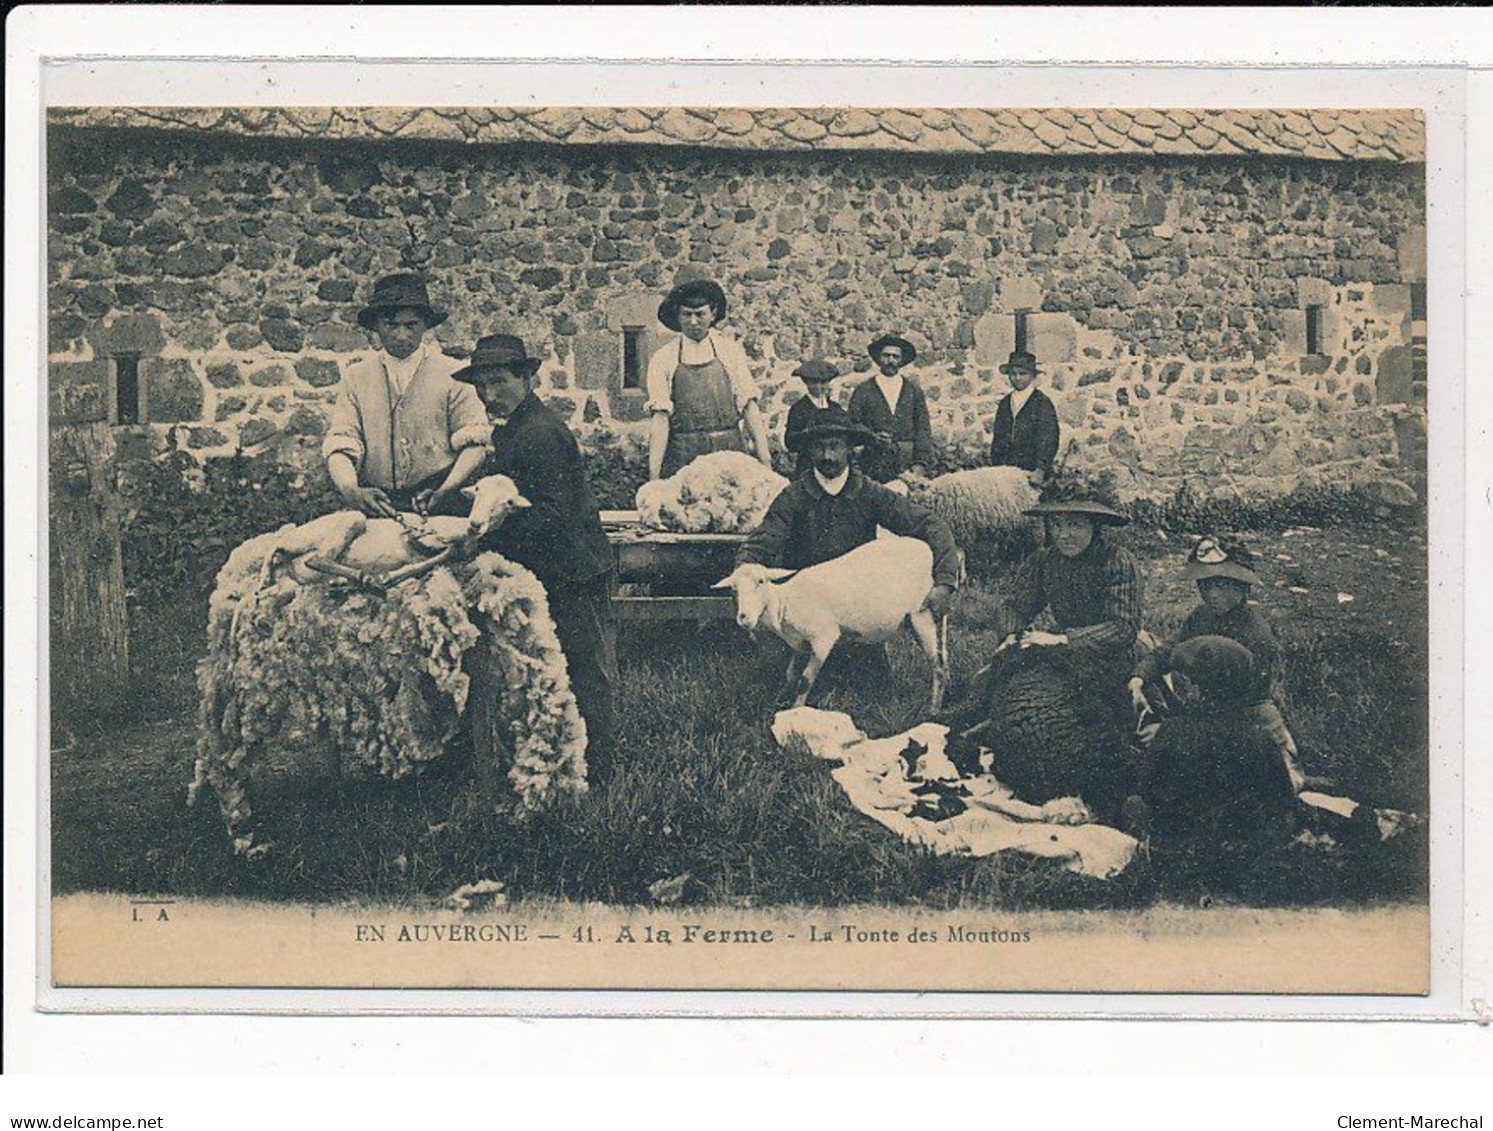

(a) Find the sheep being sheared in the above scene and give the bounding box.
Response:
[258,473,529,592]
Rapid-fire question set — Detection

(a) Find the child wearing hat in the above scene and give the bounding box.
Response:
[988,350,1061,485]
[783,358,847,476]
[1129,535,1309,791]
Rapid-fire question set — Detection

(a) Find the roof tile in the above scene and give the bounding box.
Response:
[47,106,1423,164]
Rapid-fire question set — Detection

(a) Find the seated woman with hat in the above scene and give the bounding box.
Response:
[646,270,773,480]
[1129,535,1310,792]
[988,350,1061,486]
[946,473,1141,822]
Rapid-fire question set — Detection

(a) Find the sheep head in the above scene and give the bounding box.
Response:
[712,563,794,630]
[461,474,530,540]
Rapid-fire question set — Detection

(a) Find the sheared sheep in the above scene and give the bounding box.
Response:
[258,474,530,592]
[713,534,948,710]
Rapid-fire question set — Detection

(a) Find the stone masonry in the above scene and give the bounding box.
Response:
[46,109,1427,502]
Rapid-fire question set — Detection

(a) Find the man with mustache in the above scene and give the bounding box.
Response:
[736,416,961,697]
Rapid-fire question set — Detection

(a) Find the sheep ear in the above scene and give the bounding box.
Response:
[511,495,531,508]
[461,486,477,499]
[711,573,739,590]
[761,567,797,582]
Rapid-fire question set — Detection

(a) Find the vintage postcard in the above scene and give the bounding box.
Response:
[28,56,1467,1014]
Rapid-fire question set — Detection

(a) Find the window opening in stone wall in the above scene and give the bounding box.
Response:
[622,327,646,390]
[112,355,143,425]
[1013,310,1030,355]
[1410,282,1426,323]
[1305,304,1324,356]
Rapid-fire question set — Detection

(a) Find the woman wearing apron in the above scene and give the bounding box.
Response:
[646,273,773,480]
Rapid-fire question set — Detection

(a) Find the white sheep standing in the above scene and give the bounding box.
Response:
[257,474,530,592]
[910,466,1039,546]
[713,535,949,710]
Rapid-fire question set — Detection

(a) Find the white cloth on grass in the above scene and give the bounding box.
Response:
[772,707,1138,879]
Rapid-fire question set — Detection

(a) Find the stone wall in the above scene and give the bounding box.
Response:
[46,126,1427,501]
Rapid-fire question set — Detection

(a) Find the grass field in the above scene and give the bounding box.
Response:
[50,518,1429,912]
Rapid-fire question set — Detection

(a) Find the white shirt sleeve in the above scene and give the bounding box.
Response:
[644,339,679,415]
[716,333,761,413]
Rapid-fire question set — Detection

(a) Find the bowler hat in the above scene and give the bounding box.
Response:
[451,334,543,384]
[794,415,878,450]
[1182,535,1262,587]
[1000,350,1040,376]
[792,358,839,384]
[658,273,728,332]
[867,333,917,365]
[356,273,448,330]
[786,403,854,453]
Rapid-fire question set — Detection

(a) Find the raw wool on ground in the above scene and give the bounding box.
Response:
[772,707,1137,879]
[912,466,1040,544]
[636,451,789,533]
[195,535,587,854]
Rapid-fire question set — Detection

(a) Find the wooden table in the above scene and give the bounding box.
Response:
[601,510,745,621]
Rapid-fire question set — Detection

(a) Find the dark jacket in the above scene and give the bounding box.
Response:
[783,396,848,476]
[478,392,612,586]
[997,535,1143,695]
[737,468,962,589]
[847,376,935,482]
[1134,603,1279,706]
[989,389,1060,477]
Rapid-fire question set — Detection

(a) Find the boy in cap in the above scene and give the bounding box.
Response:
[453,333,618,784]
[323,274,491,518]
[646,270,772,480]
[988,350,1061,485]
[847,332,935,484]
[783,358,846,476]
[1129,535,1309,791]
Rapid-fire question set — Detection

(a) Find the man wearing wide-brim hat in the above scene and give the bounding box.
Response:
[453,333,618,784]
[737,414,961,698]
[645,268,772,480]
[943,474,1143,822]
[783,357,848,476]
[989,350,1061,485]
[847,332,936,484]
[323,273,491,517]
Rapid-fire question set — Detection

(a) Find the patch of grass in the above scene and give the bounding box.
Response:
[51,520,1428,911]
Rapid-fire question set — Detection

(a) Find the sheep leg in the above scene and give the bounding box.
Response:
[304,555,387,594]
[795,635,838,708]
[906,608,947,712]
[383,545,454,588]
[776,650,810,709]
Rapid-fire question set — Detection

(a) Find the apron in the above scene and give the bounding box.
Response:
[662,339,744,477]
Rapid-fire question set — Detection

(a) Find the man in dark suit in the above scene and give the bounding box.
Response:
[454,334,618,783]
[847,333,936,484]
[989,350,1061,484]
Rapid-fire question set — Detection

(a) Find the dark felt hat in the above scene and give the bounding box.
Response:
[792,358,839,384]
[867,333,917,365]
[451,334,543,384]
[794,414,878,450]
[1000,350,1040,375]
[1182,534,1263,587]
[786,403,855,453]
[658,273,728,332]
[1024,469,1130,526]
[356,273,448,330]
[1169,635,1257,707]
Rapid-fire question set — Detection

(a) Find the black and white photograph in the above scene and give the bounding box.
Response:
[35,91,1443,995]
